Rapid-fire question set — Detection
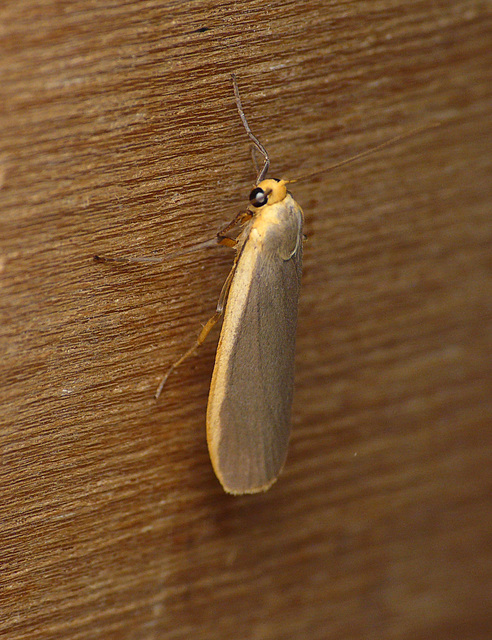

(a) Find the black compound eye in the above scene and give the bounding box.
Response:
[249,187,268,207]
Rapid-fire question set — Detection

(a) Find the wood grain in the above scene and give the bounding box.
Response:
[1,1,491,638]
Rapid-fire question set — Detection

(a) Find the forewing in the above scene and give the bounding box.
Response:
[207,234,302,494]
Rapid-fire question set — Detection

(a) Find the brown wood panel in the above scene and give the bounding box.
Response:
[1,1,491,638]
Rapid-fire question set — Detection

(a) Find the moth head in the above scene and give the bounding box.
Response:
[248,179,288,208]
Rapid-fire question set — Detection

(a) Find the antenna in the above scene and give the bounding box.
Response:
[231,73,270,184]
[295,122,441,183]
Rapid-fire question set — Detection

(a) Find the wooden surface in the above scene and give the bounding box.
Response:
[1,1,491,638]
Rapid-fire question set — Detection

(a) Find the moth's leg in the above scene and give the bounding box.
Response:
[155,258,238,399]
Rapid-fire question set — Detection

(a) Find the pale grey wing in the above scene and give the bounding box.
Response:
[207,242,302,494]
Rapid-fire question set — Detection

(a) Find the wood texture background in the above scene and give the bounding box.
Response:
[1,1,491,638]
